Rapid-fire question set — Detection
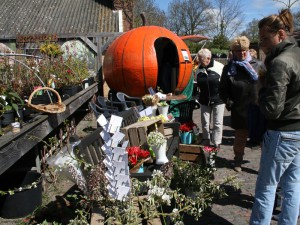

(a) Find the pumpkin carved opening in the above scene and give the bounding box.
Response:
[154,37,179,94]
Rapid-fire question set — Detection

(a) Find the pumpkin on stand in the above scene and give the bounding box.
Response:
[103,26,193,97]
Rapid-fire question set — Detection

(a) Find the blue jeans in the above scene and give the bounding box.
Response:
[250,130,300,225]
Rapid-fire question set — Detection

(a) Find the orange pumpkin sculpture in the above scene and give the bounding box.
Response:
[103,26,193,97]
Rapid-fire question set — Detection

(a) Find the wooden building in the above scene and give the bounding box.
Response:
[0,0,133,95]
[0,0,133,175]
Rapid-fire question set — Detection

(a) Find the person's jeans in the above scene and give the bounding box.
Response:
[250,130,300,225]
[200,103,225,146]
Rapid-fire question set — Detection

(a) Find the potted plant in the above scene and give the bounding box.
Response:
[170,156,236,199]
[38,44,90,100]
[157,101,169,120]
[203,145,219,170]
[147,129,168,165]
[126,146,151,173]
[101,160,239,224]
[142,94,160,107]
[0,89,24,126]
[142,94,160,116]
[179,121,197,144]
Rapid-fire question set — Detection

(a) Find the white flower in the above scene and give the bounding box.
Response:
[172,208,179,215]
[152,170,163,178]
[174,221,184,225]
[147,131,166,146]
[162,194,171,205]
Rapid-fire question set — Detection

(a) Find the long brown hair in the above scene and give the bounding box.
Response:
[258,9,294,34]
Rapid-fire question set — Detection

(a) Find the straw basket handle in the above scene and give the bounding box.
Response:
[27,87,66,113]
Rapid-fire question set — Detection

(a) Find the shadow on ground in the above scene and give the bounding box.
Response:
[26,185,86,224]
[184,209,234,225]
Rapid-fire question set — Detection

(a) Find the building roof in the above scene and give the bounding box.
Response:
[0,0,118,38]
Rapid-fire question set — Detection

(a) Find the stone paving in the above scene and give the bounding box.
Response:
[191,108,300,225]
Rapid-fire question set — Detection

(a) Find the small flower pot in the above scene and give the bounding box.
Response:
[1,109,14,126]
[82,77,95,89]
[130,163,145,174]
[60,85,83,100]
[180,132,192,144]
[158,105,169,119]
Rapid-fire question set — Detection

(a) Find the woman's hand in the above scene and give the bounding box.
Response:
[226,99,234,111]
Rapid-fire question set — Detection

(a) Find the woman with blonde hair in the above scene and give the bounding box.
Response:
[250,9,300,225]
[219,36,261,172]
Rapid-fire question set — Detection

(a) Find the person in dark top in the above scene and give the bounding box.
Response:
[250,9,300,225]
[247,48,266,149]
[196,48,225,149]
[219,36,261,172]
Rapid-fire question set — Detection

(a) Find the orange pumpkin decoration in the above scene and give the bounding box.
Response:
[103,26,193,97]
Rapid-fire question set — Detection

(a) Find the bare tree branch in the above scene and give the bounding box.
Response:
[273,0,300,9]
[167,0,213,36]
[132,0,166,27]
[210,0,244,38]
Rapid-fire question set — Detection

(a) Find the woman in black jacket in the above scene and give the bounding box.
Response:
[196,48,225,149]
[250,9,300,225]
[219,36,261,172]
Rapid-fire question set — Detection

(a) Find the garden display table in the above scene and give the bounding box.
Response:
[0,83,98,175]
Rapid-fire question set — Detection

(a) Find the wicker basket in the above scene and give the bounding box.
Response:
[27,87,66,113]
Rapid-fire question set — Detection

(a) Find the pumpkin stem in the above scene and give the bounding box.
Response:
[140,12,146,26]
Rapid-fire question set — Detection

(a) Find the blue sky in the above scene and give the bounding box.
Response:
[154,0,294,29]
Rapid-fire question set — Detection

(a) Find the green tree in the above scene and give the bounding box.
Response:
[211,34,229,50]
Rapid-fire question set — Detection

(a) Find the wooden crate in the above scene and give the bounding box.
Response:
[179,144,205,164]
[120,119,164,147]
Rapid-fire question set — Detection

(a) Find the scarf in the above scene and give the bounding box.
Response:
[228,54,258,81]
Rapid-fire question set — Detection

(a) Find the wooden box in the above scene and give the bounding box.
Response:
[179,144,205,164]
[120,119,164,147]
